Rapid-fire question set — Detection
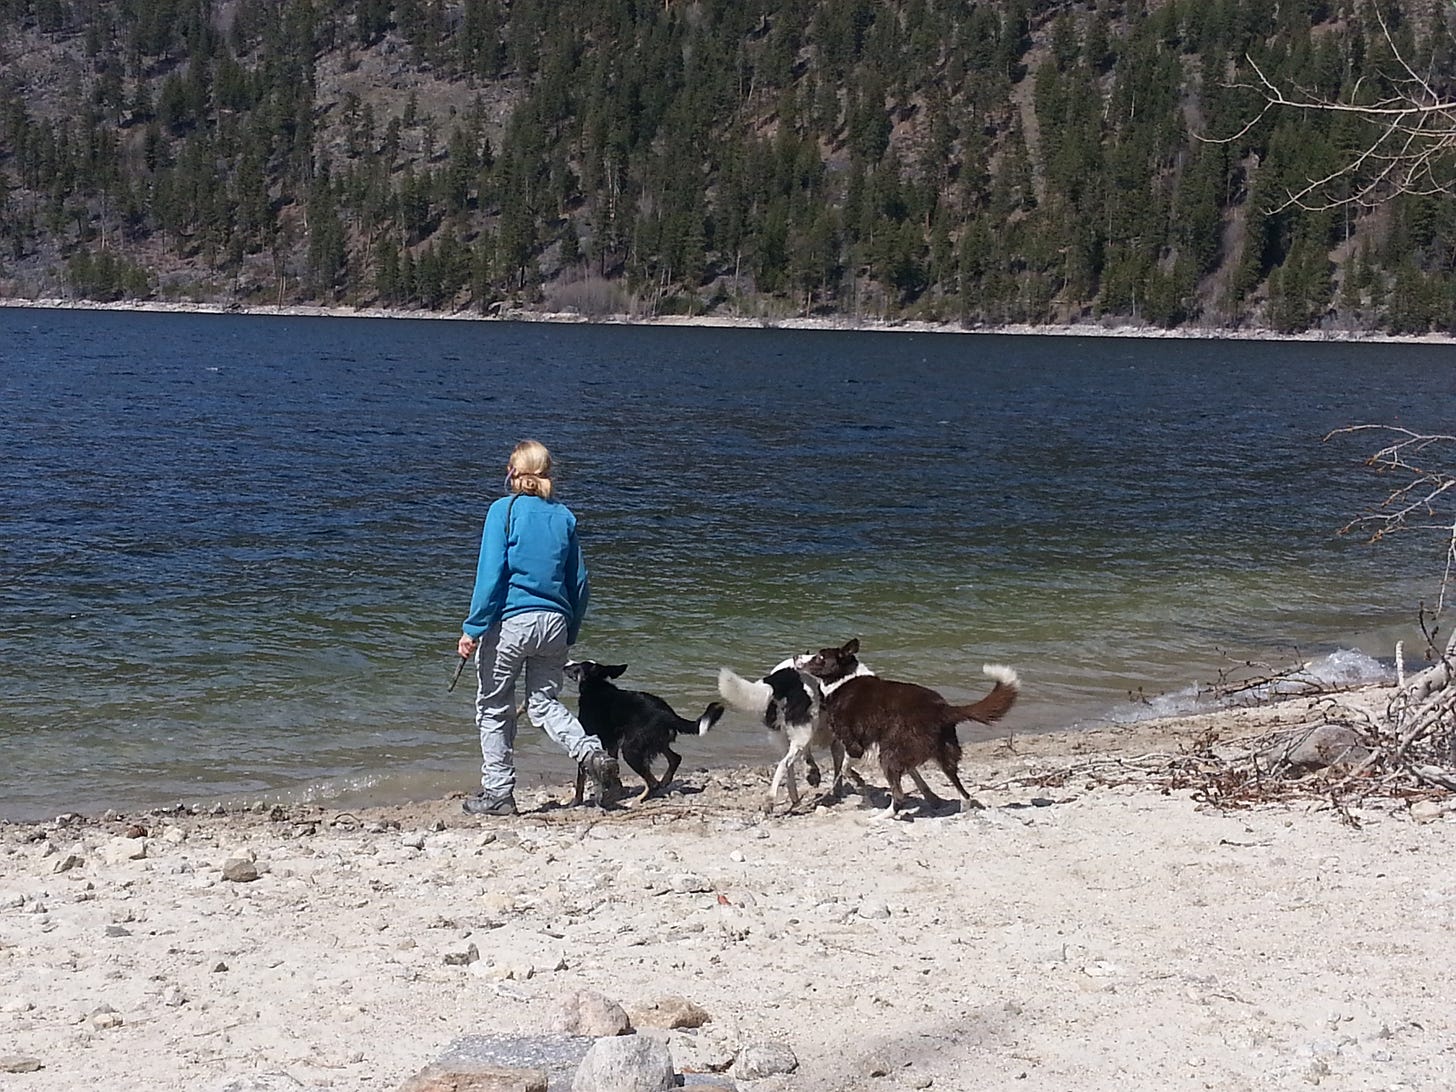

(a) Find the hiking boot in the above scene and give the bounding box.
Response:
[581,751,619,785]
[461,793,518,817]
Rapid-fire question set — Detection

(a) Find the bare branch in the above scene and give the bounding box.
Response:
[1213,7,1456,211]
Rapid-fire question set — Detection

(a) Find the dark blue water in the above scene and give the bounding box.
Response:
[2,306,1451,819]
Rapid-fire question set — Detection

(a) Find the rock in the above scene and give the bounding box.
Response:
[551,991,633,1037]
[571,1034,676,1092]
[104,925,132,937]
[628,997,710,1031]
[402,831,427,850]
[161,826,188,845]
[1410,800,1448,822]
[733,1042,798,1080]
[856,898,891,920]
[0,1056,44,1073]
[431,1035,598,1090]
[222,858,260,883]
[102,837,147,864]
[668,874,711,894]
[53,853,84,874]
[212,961,229,973]
[398,1061,547,1092]
[124,823,147,838]
[162,985,187,1007]
[1261,725,1371,773]
[444,944,480,966]
[90,1006,124,1029]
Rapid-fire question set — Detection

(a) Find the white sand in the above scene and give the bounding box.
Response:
[5,294,1456,346]
[2,690,1452,1092]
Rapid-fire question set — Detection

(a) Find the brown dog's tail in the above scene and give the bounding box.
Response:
[954,664,1019,724]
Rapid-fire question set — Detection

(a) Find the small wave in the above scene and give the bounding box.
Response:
[1107,648,1393,725]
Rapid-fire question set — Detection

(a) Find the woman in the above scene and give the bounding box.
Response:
[458,440,617,815]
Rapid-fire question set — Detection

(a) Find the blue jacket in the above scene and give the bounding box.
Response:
[462,494,590,643]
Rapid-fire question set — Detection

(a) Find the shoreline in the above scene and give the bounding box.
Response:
[2,686,1452,1092]
[5,293,1456,346]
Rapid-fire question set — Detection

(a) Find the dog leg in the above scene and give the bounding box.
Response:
[573,764,586,807]
[661,748,682,795]
[622,749,658,805]
[829,740,846,798]
[803,750,821,788]
[909,768,946,805]
[766,743,804,812]
[942,767,985,811]
[878,764,915,821]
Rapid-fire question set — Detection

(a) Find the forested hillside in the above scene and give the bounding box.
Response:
[1,0,1453,332]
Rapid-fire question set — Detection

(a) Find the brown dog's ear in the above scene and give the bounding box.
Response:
[841,638,860,655]
[607,664,628,678]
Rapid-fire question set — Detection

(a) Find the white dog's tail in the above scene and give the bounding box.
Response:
[717,667,773,715]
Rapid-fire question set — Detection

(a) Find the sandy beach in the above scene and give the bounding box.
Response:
[2,686,1451,1092]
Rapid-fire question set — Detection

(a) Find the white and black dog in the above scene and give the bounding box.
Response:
[719,647,958,813]
[718,657,845,812]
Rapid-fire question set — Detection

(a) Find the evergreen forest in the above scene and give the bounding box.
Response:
[2,0,1454,333]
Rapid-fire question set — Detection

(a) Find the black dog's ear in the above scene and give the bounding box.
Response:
[841,638,860,655]
[606,663,628,678]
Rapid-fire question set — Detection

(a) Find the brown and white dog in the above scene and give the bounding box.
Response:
[798,638,1019,818]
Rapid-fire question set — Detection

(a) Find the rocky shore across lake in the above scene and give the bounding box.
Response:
[2,691,1452,1092]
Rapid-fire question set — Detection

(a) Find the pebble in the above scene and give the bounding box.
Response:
[402,832,427,850]
[443,943,480,966]
[857,898,891,920]
[0,1056,44,1073]
[221,858,259,883]
[90,1006,124,1030]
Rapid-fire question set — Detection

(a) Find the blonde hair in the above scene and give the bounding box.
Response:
[507,439,555,500]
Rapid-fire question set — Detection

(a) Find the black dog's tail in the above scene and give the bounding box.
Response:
[681,701,725,736]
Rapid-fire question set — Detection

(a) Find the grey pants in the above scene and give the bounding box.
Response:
[474,610,603,798]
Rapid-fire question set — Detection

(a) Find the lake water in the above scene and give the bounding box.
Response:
[2,307,1451,820]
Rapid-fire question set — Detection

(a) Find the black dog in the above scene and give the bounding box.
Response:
[564,661,725,804]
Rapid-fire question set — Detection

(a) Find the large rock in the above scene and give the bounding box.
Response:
[0,1056,44,1073]
[398,1062,547,1092]
[628,997,710,1031]
[571,1035,676,1092]
[550,991,633,1037]
[432,1033,594,1089]
[733,1041,798,1080]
